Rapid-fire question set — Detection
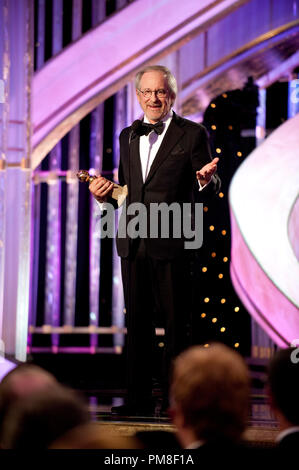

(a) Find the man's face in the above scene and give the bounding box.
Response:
[136,71,173,123]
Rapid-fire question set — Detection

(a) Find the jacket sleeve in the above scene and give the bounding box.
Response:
[191,125,221,198]
[104,128,128,209]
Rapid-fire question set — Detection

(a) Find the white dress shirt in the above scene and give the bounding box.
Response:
[140,110,173,182]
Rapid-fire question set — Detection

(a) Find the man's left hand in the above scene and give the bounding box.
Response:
[196,158,219,186]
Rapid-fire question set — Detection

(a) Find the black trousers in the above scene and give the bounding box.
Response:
[121,239,193,407]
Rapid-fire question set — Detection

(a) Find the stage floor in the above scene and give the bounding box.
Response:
[85,388,279,446]
[93,421,279,447]
[30,353,279,445]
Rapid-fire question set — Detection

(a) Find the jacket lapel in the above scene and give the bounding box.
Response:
[144,112,185,185]
[129,133,143,186]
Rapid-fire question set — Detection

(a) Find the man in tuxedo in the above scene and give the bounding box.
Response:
[89,65,220,415]
[267,347,299,455]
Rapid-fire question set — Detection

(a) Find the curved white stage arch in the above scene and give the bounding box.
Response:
[229,114,299,347]
[32,0,246,169]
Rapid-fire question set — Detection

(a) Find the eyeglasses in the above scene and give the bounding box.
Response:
[138,89,167,99]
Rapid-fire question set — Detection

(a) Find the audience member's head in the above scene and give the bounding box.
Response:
[1,383,89,449]
[267,347,299,429]
[0,363,57,444]
[170,343,250,447]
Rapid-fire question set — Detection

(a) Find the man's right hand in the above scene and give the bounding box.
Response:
[89,175,114,203]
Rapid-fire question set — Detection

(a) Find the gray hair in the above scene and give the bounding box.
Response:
[135,65,177,104]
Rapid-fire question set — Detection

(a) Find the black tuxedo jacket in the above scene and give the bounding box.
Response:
[115,112,221,259]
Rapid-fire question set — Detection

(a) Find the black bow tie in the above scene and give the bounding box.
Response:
[141,122,164,135]
[131,120,164,137]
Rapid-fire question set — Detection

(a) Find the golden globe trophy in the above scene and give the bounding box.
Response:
[77,170,128,207]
